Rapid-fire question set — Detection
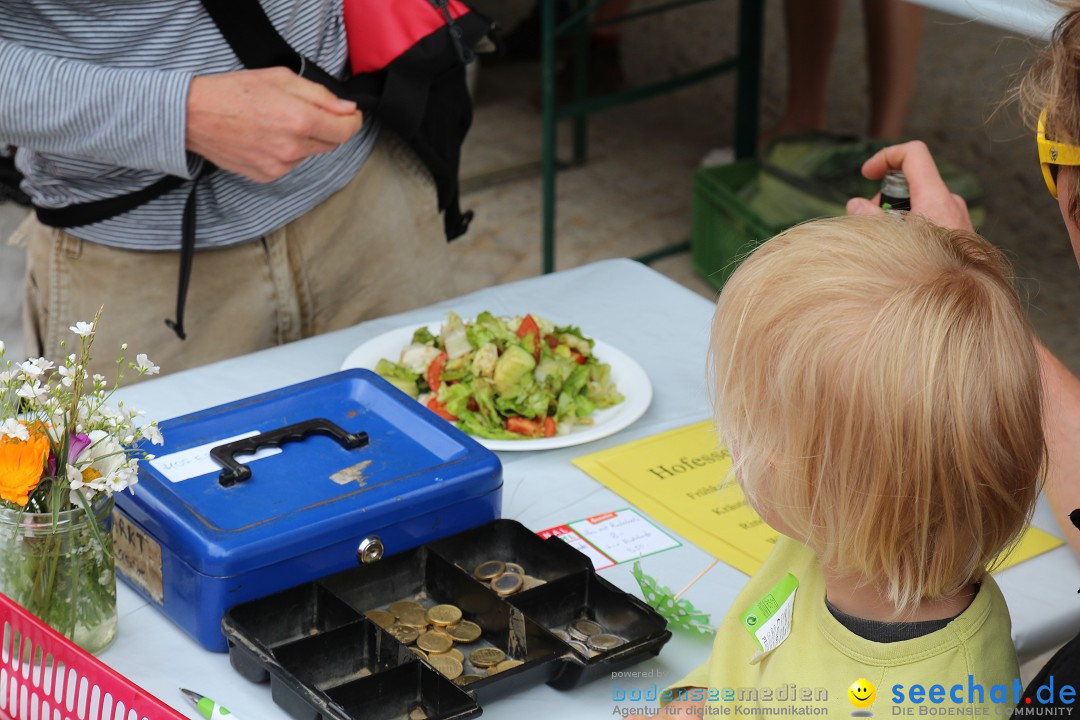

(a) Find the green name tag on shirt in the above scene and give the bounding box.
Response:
[740,573,798,662]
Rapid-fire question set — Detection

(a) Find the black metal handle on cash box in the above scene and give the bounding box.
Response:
[210,418,369,487]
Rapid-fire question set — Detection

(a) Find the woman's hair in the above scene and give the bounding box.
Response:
[709,214,1045,616]
[1019,1,1080,221]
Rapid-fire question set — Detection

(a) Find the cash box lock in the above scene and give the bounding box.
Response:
[357,536,384,564]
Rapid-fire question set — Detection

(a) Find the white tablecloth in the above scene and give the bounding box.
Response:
[104,259,1080,719]
[907,0,1060,38]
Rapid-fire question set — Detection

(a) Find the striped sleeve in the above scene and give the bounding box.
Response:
[0,38,193,178]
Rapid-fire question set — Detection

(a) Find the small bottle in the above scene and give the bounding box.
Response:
[879,170,911,212]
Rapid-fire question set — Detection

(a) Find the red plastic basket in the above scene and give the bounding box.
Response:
[0,592,185,720]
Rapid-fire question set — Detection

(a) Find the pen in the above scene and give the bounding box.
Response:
[180,688,239,720]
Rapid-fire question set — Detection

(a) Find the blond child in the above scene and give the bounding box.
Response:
[669,214,1044,715]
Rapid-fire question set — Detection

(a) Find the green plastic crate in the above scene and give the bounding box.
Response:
[690,161,787,291]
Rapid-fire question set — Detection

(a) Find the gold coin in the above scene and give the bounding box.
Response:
[495,659,523,672]
[398,608,429,629]
[490,573,524,596]
[388,624,420,645]
[447,620,482,643]
[504,562,525,575]
[454,674,484,686]
[587,633,626,652]
[571,619,603,638]
[567,639,589,656]
[411,647,429,660]
[428,654,463,680]
[430,647,465,664]
[473,560,506,581]
[365,610,395,629]
[427,604,463,627]
[521,575,547,591]
[417,630,454,654]
[390,600,425,618]
[469,647,506,668]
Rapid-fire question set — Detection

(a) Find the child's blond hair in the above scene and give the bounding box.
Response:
[710,214,1045,615]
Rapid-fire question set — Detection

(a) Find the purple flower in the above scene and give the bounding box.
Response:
[68,433,91,462]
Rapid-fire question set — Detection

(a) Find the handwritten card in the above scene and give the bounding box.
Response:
[538,509,681,570]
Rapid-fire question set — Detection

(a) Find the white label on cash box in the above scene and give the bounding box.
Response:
[150,430,282,483]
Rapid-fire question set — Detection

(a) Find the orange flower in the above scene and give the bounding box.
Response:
[0,429,50,507]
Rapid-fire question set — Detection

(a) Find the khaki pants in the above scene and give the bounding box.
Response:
[14,134,456,379]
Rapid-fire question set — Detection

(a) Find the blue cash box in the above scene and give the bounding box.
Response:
[113,370,503,652]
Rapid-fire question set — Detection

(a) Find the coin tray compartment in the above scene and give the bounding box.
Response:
[226,583,362,683]
[322,545,565,703]
[427,519,594,589]
[326,663,477,720]
[222,520,671,719]
[508,571,671,689]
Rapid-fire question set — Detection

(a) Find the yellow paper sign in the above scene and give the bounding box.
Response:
[573,421,1063,576]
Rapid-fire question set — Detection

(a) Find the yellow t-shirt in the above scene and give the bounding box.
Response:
[673,537,1022,715]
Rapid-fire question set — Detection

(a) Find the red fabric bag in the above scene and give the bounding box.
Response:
[344,0,472,74]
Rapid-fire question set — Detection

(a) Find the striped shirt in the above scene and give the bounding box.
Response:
[0,0,377,251]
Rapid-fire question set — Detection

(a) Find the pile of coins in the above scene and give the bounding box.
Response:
[364,599,523,685]
[549,618,627,658]
[472,560,547,596]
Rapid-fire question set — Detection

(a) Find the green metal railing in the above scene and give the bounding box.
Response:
[539,0,764,273]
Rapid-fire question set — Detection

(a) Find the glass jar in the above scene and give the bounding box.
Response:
[0,496,118,655]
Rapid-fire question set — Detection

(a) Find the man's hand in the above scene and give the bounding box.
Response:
[845,140,974,232]
[186,67,364,183]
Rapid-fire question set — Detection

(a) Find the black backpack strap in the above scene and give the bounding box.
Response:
[198,0,358,102]
[34,174,186,229]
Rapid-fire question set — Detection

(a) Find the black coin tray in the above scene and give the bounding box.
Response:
[222,520,672,720]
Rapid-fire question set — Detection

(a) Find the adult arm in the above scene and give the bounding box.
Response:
[0,38,193,177]
[0,40,364,184]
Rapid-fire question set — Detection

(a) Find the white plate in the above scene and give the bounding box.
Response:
[340,322,652,451]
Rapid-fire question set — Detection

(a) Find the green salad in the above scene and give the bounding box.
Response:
[375,312,625,439]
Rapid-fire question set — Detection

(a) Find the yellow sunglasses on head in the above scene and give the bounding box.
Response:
[1038,109,1080,198]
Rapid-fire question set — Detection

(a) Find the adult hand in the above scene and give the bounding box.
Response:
[845,140,974,232]
[186,67,364,183]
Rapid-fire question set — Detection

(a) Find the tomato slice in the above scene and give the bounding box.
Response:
[427,397,458,422]
[505,417,541,437]
[517,314,540,340]
[571,350,587,365]
[427,352,448,393]
[517,314,542,360]
[542,416,556,437]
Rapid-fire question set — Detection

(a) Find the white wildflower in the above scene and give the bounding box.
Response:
[0,419,29,442]
[69,321,95,337]
[17,360,44,378]
[0,341,4,354]
[142,424,164,446]
[16,381,47,402]
[135,354,159,376]
[66,464,84,489]
[57,364,75,387]
[31,357,54,372]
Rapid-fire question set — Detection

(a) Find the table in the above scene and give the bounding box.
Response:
[104,259,1080,719]
[906,0,1060,38]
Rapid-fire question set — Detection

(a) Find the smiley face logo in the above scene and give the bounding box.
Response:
[848,678,876,713]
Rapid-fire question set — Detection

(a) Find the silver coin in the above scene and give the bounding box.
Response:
[586,633,626,652]
[550,628,571,643]
[567,639,590,656]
